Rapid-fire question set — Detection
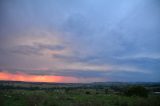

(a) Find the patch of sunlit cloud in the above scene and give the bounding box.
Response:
[0,71,77,83]
[0,71,108,83]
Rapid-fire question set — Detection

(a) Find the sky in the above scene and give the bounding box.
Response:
[0,0,160,83]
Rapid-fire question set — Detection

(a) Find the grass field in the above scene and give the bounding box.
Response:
[0,81,160,106]
[0,89,160,106]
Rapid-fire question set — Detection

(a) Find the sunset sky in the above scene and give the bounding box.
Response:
[0,0,160,83]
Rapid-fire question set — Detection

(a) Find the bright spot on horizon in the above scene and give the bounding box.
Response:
[0,72,77,83]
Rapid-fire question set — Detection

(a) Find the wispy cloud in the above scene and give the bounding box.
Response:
[11,43,65,56]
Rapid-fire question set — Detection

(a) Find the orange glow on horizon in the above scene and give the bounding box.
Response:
[0,71,77,83]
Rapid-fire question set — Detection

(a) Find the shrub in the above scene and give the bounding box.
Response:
[125,86,148,97]
[85,91,90,94]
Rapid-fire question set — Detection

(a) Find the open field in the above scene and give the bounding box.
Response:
[0,81,160,106]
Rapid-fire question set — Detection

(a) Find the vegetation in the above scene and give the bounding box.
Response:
[0,81,160,106]
[124,86,149,97]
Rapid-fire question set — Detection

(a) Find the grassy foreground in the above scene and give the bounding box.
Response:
[0,90,160,106]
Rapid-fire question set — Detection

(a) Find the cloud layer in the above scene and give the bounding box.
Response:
[0,0,160,82]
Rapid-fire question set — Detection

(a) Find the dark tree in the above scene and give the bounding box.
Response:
[85,91,90,94]
[125,86,149,97]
